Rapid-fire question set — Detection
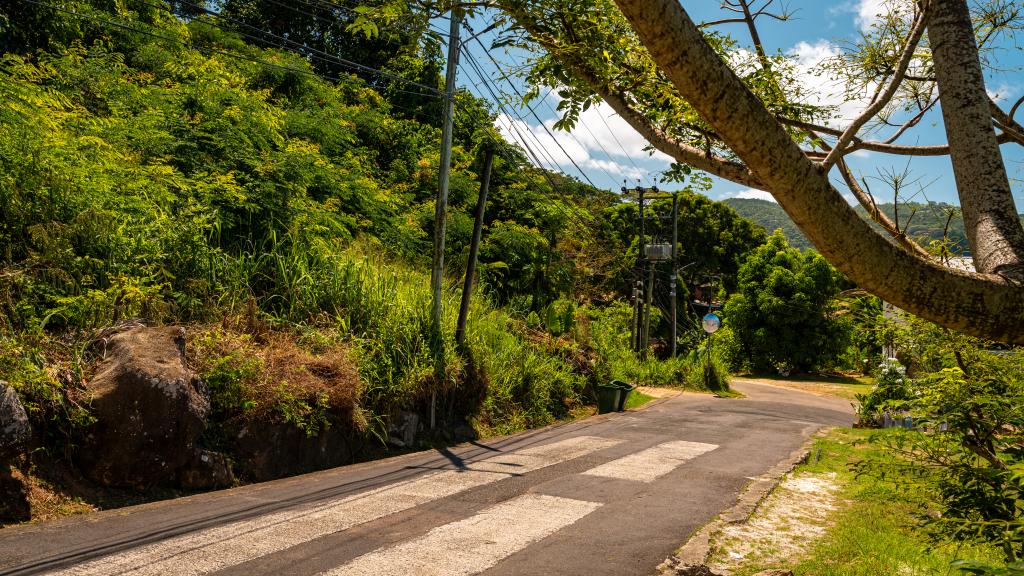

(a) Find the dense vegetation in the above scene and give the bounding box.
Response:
[853,317,1024,570]
[722,232,850,373]
[0,0,775,497]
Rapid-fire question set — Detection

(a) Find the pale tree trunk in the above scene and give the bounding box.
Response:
[610,0,1024,343]
[928,0,1024,278]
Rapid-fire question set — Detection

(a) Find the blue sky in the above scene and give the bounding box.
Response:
[455,0,1024,209]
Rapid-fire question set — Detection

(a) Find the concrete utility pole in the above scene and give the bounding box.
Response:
[455,147,494,346]
[429,11,461,430]
[643,265,654,354]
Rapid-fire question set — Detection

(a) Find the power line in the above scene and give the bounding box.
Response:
[532,83,648,186]
[471,14,654,187]
[452,95,595,234]
[459,54,582,185]
[461,21,600,189]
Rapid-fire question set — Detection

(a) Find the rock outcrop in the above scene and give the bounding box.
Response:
[0,382,30,463]
[0,382,32,523]
[229,423,353,482]
[80,326,210,488]
[178,449,234,490]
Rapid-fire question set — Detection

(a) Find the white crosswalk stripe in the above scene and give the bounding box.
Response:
[320,494,601,576]
[47,436,621,576]
[580,440,718,482]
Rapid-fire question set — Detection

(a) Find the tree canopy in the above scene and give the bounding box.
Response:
[724,232,849,372]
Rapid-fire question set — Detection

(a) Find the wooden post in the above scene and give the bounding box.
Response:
[456,148,494,346]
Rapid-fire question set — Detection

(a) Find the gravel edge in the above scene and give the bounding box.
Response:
[656,427,830,575]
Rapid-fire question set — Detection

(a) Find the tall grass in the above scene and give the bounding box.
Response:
[228,235,586,435]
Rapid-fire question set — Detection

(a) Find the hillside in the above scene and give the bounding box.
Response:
[722,198,812,250]
[724,197,1024,255]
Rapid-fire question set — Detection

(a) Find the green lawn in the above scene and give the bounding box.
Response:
[624,390,656,410]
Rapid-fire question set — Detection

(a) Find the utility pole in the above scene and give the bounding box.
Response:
[670,192,679,357]
[643,264,654,353]
[429,11,461,430]
[626,278,634,344]
[455,147,494,346]
[635,186,646,353]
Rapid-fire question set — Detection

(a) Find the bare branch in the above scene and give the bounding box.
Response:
[1010,95,1024,121]
[821,7,929,169]
[832,153,936,259]
[780,115,1015,155]
[697,17,747,28]
[883,97,937,143]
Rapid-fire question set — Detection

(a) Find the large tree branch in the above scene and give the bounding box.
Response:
[611,0,1024,343]
[929,0,1024,278]
[590,84,763,188]
[808,125,936,259]
[990,96,1024,146]
[499,4,764,188]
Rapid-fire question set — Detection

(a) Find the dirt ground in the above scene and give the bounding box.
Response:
[731,375,871,401]
[636,386,684,399]
[706,471,843,574]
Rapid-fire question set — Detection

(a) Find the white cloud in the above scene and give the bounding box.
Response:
[854,0,889,32]
[493,92,674,185]
[788,39,869,127]
[721,188,777,203]
[988,83,1017,103]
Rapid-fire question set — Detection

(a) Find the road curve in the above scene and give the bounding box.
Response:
[0,380,853,576]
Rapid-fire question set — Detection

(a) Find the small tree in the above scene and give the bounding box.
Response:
[724,231,849,372]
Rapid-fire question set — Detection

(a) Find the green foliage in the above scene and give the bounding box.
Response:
[724,231,850,372]
[0,336,95,447]
[274,386,332,438]
[856,330,1024,565]
[952,560,1024,575]
[681,344,731,392]
[0,1,766,487]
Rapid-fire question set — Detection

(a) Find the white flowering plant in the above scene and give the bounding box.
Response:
[855,358,912,425]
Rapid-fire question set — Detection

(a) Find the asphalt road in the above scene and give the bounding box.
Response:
[0,380,854,576]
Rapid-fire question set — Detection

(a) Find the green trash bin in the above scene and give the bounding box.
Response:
[612,379,636,411]
[596,382,621,414]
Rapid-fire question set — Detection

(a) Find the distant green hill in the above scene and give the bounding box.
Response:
[722,198,812,249]
[723,197,1024,255]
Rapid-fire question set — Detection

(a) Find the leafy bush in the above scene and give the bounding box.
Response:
[682,345,731,392]
[724,231,850,372]
[858,344,1024,565]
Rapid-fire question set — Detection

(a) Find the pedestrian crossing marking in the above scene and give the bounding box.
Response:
[580,440,718,482]
[46,436,620,576]
[320,494,601,576]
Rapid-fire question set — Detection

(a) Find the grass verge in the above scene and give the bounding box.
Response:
[716,428,1002,575]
